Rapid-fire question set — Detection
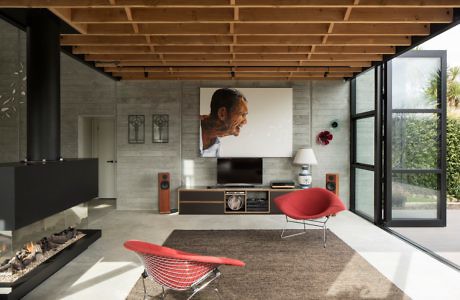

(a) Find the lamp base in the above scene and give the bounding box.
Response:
[298,166,312,189]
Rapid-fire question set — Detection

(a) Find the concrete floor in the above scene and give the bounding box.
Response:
[391,209,460,267]
[22,199,460,300]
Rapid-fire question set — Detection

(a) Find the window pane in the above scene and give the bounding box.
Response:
[392,173,439,219]
[356,68,375,113]
[391,56,440,109]
[356,117,374,165]
[392,113,440,169]
[355,168,374,218]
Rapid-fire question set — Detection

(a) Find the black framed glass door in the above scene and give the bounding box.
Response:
[385,50,447,227]
[350,67,382,224]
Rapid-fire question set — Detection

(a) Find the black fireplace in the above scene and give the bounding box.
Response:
[0,9,101,300]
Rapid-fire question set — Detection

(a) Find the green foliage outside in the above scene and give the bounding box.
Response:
[447,117,460,200]
[421,66,460,201]
[392,116,460,201]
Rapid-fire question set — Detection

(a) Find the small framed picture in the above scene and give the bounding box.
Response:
[128,115,145,144]
[153,114,169,143]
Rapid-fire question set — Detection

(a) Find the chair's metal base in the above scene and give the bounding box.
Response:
[280,216,330,248]
[141,268,222,300]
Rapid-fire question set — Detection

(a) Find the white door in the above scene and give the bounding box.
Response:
[94,118,116,198]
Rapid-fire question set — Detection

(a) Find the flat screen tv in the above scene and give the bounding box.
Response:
[217,158,263,185]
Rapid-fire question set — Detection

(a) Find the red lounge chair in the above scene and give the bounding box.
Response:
[124,240,245,299]
[274,187,346,247]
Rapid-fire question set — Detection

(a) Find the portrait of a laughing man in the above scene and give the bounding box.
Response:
[200,88,249,157]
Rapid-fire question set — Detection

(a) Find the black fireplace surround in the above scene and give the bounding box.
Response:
[0,159,98,231]
[0,9,101,300]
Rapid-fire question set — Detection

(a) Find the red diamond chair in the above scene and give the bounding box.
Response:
[274,187,346,247]
[124,240,245,299]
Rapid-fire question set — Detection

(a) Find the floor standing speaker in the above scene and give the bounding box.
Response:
[325,173,339,195]
[158,172,170,214]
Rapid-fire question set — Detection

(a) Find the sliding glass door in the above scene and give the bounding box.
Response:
[385,51,447,227]
[350,67,382,223]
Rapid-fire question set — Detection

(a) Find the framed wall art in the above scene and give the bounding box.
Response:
[128,115,145,144]
[152,114,169,143]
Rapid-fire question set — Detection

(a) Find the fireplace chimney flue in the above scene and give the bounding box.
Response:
[26,10,61,161]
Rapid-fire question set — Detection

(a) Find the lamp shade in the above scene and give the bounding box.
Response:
[293,148,318,165]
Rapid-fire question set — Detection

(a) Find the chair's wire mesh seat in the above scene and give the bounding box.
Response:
[124,240,245,299]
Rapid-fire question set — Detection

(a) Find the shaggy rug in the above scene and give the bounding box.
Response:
[127,230,409,300]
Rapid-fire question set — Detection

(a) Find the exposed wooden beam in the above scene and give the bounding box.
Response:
[61,22,432,35]
[71,45,395,54]
[61,35,411,46]
[66,7,452,23]
[103,66,363,73]
[84,53,381,61]
[94,60,372,67]
[49,8,87,33]
[4,0,460,8]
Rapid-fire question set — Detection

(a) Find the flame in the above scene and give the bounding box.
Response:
[26,242,35,253]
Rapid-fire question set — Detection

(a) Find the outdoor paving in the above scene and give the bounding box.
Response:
[391,209,460,267]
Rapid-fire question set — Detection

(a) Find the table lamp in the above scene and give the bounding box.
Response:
[293,148,318,189]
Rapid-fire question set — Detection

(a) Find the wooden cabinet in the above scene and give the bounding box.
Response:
[178,187,298,215]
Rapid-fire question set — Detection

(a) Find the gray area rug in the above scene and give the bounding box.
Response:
[127,230,410,300]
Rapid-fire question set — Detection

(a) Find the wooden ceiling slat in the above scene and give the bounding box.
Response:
[103,66,363,73]
[84,53,380,61]
[4,0,460,7]
[72,45,395,54]
[237,35,411,45]
[62,35,411,46]
[236,0,460,7]
[83,22,426,36]
[71,8,235,23]
[234,23,429,35]
[239,8,453,23]
[111,71,354,78]
[69,7,452,23]
[95,61,372,67]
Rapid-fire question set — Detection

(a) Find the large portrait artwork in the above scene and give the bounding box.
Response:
[200,88,293,157]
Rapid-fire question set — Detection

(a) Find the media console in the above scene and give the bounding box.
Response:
[178,187,299,215]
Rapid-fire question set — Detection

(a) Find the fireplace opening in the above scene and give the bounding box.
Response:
[0,227,85,284]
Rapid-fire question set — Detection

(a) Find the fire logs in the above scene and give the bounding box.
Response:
[0,227,84,282]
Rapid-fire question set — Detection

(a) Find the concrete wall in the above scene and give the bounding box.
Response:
[115,80,350,210]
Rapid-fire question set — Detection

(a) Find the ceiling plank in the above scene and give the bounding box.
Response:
[103,66,363,73]
[3,0,460,7]
[61,34,411,46]
[67,7,452,23]
[71,45,395,54]
[49,8,87,33]
[93,60,372,67]
[84,53,381,61]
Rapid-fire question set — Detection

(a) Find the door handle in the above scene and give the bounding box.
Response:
[106,160,117,163]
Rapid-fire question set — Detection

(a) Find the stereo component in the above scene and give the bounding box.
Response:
[158,172,170,214]
[225,191,246,212]
[325,173,339,195]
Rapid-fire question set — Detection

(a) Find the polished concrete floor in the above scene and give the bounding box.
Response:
[23,200,460,300]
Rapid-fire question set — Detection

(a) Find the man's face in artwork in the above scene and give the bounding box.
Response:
[218,97,248,137]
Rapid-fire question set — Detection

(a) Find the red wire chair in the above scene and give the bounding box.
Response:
[274,187,346,247]
[124,240,245,299]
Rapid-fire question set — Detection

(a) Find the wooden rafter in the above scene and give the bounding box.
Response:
[2,0,458,80]
[3,0,460,8]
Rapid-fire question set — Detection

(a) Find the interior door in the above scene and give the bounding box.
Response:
[385,50,447,227]
[94,118,116,199]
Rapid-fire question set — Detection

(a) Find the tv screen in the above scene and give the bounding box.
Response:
[217,158,263,185]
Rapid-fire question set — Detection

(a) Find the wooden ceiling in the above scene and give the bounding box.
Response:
[3,0,460,80]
